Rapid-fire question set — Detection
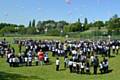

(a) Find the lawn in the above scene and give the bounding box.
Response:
[0,36,120,80]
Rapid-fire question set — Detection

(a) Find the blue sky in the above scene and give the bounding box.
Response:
[0,0,120,26]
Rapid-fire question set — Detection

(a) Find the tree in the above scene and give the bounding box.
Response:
[64,25,71,32]
[29,21,32,27]
[93,21,104,29]
[57,21,68,29]
[77,19,82,31]
[83,18,89,30]
[107,18,120,31]
[32,19,36,27]
[36,21,44,33]
[112,14,118,19]
[26,27,36,34]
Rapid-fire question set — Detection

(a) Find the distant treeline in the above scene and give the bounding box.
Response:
[0,14,120,36]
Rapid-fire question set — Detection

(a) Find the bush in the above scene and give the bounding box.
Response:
[46,29,60,36]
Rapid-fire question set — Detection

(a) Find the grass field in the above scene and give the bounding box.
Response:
[0,37,120,80]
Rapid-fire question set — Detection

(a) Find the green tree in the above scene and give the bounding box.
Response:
[94,21,104,29]
[29,21,32,27]
[36,21,44,33]
[32,19,36,27]
[26,27,36,34]
[83,18,89,30]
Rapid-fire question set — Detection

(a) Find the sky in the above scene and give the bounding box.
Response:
[0,0,120,26]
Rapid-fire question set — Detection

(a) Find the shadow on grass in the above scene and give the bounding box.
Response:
[110,55,116,58]
[0,71,44,80]
[97,69,113,75]
[106,69,113,74]
[59,69,66,71]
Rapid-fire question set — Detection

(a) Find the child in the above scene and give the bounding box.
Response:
[85,61,90,74]
[56,58,60,71]
[99,61,103,74]
[68,59,73,73]
[24,56,28,66]
[64,56,69,68]
[34,56,39,66]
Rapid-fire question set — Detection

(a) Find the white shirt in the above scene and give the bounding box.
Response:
[56,60,60,65]
[73,62,76,67]
[90,56,94,62]
[13,57,16,62]
[99,63,103,69]
[44,57,48,61]
[9,58,13,63]
[116,46,119,49]
[72,50,77,55]
[68,61,73,66]
[24,57,28,62]
[112,46,115,49]
[81,63,84,68]
[28,57,32,62]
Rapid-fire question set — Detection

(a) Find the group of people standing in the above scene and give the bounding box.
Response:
[0,38,120,75]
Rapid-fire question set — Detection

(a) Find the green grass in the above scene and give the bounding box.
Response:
[0,37,120,80]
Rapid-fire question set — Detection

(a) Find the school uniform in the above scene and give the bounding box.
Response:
[28,57,32,66]
[56,59,60,71]
[99,63,103,74]
[34,57,39,66]
[44,56,48,64]
[64,58,69,68]
[73,62,77,72]
[85,62,90,74]
[81,63,85,74]
[116,46,119,55]
[12,57,16,67]
[9,57,13,67]
[24,57,28,66]
[93,58,99,74]
[76,62,80,74]
[68,60,73,73]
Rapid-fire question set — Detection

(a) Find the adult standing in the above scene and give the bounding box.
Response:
[93,56,99,74]
[38,50,44,66]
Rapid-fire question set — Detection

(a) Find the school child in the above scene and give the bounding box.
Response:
[68,59,73,73]
[99,61,103,74]
[73,61,77,72]
[85,61,90,74]
[34,56,39,66]
[64,56,69,68]
[81,62,85,74]
[24,56,28,66]
[28,56,32,66]
[56,58,60,71]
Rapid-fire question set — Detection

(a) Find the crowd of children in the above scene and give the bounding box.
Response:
[0,38,120,75]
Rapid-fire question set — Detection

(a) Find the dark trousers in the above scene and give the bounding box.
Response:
[0,54,4,58]
[94,66,98,74]
[29,62,32,66]
[81,68,84,74]
[36,61,38,66]
[86,69,90,74]
[9,62,13,67]
[116,50,119,55]
[69,65,73,73]
[56,65,59,71]
[100,68,103,74]
[64,62,66,68]
[52,51,55,57]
